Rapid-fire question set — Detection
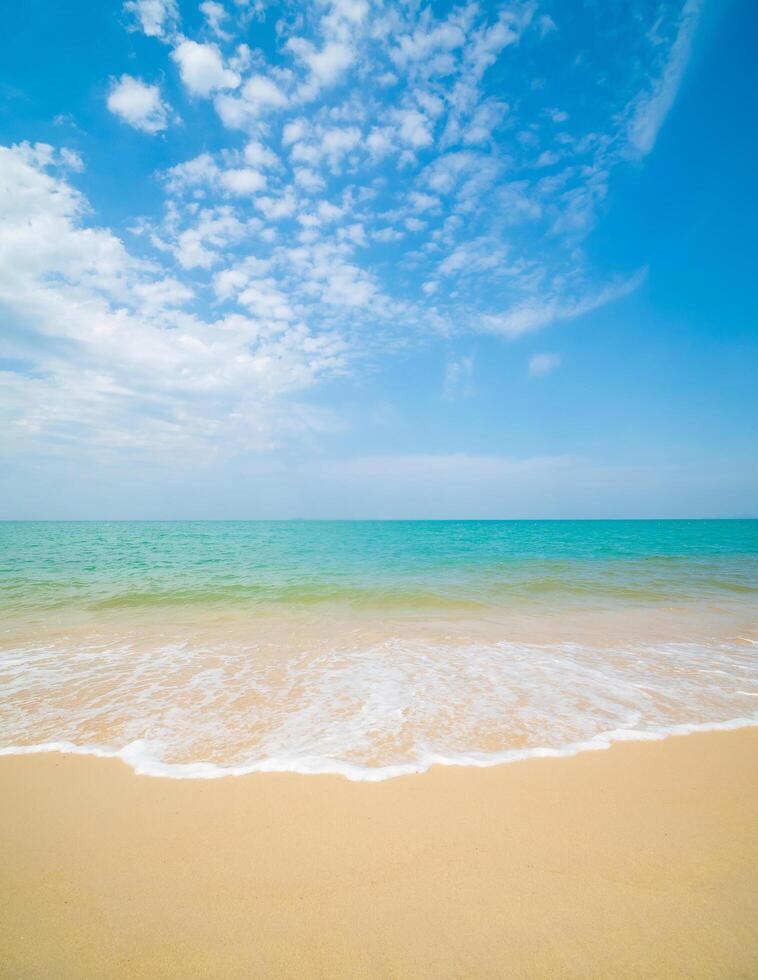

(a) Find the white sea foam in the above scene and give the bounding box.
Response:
[0,717,757,782]
[1,631,757,781]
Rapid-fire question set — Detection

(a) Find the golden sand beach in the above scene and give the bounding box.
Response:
[1,727,757,978]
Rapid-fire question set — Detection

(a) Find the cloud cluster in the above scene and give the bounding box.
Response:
[2,0,703,463]
[0,143,346,459]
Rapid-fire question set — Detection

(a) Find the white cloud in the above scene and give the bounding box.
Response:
[466,10,522,74]
[241,74,289,110]
[366,126,394,159]
[461,100,507,144]
[0,143,346,461]
[394,108,433,148]
[374,227,404,243]
[213,95,250,130]
[255,188,297,220]
[59,148,85,171]
[626,0,703,157]
[307,41,355,86]
[528,352,560,377]
[163,152,219,193]
[481,270,647,339]
[496,181,542,223]
[212,255,267,297]
[282,118,309,146]
[408,191,439,212]
[167,206,251,268]
[436,237,506,278]
[289,124,361,173]
[288,38,355,97]
[317,201,344,224]
[243,139,279,169]
[293,166,325,192]
[163,152,268,199]
[200,0,231,40]
[218,167,266,195]
[124,0,178,40]
[0,142,144,295]
[238,278,295,321]
[213,74,289,129]
[422,151,484,194]
[535,149,560,168]
[322,261,376,307]
[320,126,361,168]
[133,276,193,312]
[171,40,240,97]
[229,43,253,73]
[391,20,466,67]
[107,75,169,133]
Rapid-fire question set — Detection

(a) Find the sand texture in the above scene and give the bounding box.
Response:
[1,728,757,978]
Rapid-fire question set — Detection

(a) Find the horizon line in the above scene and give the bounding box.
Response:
[1,517,756,524]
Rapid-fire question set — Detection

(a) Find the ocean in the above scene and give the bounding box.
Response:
[1,520,756,779]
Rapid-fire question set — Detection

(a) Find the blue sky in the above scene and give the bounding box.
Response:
[0,0,755,518]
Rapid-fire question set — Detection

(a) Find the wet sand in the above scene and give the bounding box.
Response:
[1,728,757,978]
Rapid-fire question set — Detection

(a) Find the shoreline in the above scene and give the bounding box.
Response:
[2,727,757,978]
[1,714,757,781]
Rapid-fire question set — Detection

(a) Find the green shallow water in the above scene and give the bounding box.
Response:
[1,520,757,614]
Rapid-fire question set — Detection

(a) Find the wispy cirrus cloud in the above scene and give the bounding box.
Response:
[480,270,648,339]
[626,0,704,157]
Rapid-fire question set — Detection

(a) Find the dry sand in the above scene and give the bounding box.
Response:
[1,728,757,979]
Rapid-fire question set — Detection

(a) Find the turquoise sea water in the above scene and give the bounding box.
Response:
[1,520,757,779]
[2,519,757,612]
